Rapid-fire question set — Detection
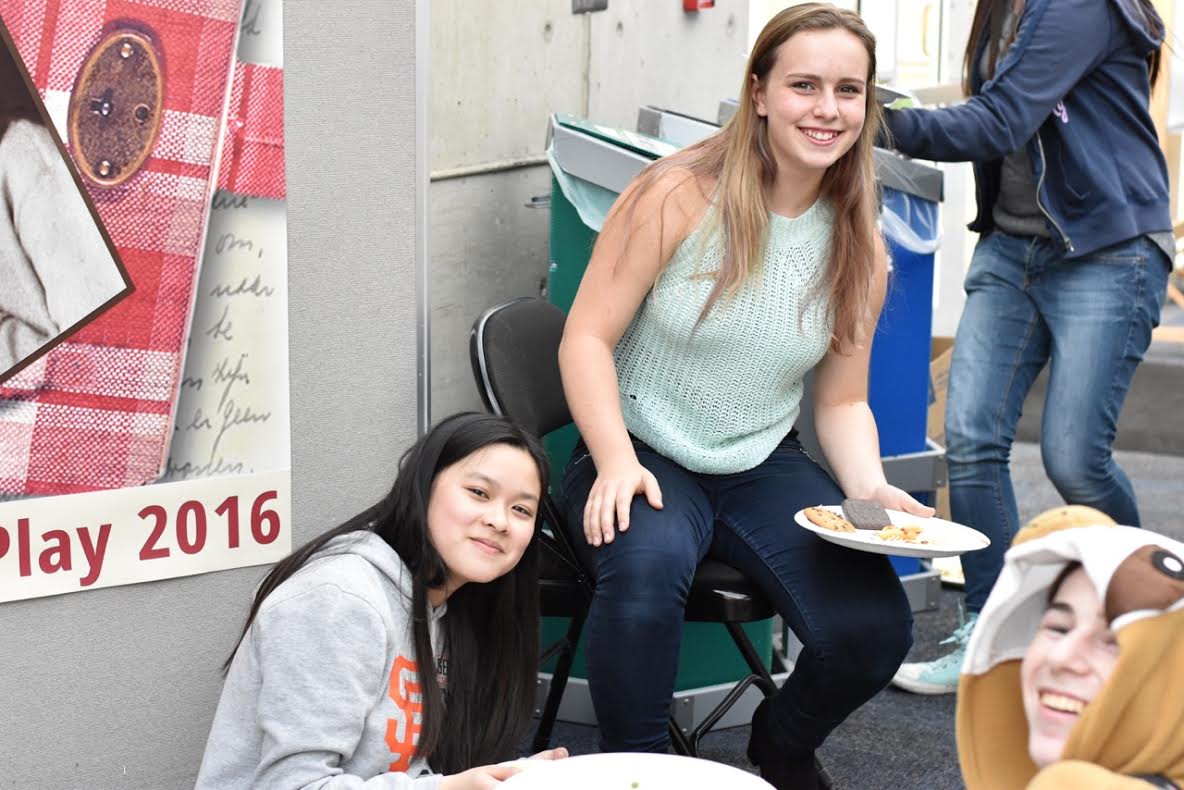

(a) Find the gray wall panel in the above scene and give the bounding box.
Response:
[0,1,420,787]
[429,168,552,418]
[285,0,418,540]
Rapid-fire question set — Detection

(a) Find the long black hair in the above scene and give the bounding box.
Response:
[226,412,549,774]
[964,0,1165,96]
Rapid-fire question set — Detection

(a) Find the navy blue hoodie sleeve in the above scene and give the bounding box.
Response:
[885,0,1113,162]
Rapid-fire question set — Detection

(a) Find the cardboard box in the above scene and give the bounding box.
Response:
[928,336,953,445]
[928,337,954,519]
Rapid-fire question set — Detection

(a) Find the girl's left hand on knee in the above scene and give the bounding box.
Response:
[869,484,936,519]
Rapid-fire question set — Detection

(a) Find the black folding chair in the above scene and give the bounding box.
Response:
[470,296,781,756]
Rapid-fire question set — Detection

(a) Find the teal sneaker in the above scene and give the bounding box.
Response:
[891,611,979,695]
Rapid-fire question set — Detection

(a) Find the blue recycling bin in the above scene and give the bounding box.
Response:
[868,151,943,458]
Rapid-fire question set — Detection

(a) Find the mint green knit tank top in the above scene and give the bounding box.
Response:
[614,198,835,474]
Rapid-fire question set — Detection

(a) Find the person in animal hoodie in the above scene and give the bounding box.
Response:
[957,506,1184,789]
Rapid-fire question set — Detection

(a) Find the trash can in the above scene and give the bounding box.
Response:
[870,149,944,457]
[636,104,717,148]
[544,113,775,694]
[544,113,660,486]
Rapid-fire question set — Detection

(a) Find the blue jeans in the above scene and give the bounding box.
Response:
[559,434,913,755]
[948,232,1169,612]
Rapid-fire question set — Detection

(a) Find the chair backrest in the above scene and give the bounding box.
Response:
[470,297,573,437]
[470,298,591,586]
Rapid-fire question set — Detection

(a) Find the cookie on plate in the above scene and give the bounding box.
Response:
[804,507,856,533]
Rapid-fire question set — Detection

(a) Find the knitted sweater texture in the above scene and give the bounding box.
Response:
[614,199,835,474]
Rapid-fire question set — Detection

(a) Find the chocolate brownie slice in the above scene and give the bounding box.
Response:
[841,498,891,531]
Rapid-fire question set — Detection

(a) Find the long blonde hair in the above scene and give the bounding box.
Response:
[619,3,883,350]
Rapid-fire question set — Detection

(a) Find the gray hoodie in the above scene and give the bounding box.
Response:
[196,532,445,789]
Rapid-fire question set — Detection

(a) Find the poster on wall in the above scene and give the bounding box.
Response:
[0,0,292,604]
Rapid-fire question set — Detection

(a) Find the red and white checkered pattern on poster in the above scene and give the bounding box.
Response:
[0,0,242,495]
[218,60,284,200]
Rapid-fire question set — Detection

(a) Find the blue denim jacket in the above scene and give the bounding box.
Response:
[885,0,1172,258]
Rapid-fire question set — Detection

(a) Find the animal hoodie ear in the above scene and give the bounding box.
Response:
[1105,545,1184,621]
[1012,506,1117,548]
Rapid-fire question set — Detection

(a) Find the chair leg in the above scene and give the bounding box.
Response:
[666,623,781,757]
[533,612,586,753]
[665,623,781,757]
[669,717,694,757]
[683,672,772,757]
[725,621,778,693]
[538,636,568,667]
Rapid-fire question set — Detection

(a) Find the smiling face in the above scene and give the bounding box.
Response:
[1020,567,1121,767]
[425,443,541,603]
[751,27,869,183]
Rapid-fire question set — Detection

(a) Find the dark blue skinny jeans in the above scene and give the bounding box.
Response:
[559,433,913,755]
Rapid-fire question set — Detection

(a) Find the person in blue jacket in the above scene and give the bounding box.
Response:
[886,0,1174,696]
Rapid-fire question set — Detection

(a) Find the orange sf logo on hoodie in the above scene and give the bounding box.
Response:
[385,656,422,772]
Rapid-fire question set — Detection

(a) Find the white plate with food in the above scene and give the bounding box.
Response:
[794,504,990,558]
[501,752,773,789]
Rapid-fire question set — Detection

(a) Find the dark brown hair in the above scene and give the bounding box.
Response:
[1048,561,1084,604]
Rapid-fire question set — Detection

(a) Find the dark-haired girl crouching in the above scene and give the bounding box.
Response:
[196,412,566,789]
